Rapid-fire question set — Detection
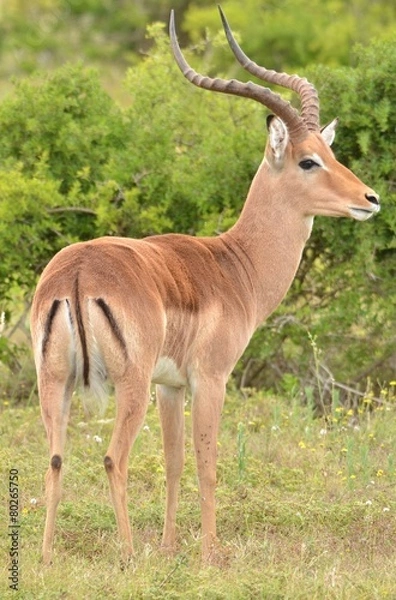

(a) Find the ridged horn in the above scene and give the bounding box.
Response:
[218,5,320,133]
[169,9,310,143]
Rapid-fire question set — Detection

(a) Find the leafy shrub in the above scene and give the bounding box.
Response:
[0,27,394,400]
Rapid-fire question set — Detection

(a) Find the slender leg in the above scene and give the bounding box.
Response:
[157,384,186,553]
[40,378,73,565]
[191,377,226,562]
[104,375,150,564]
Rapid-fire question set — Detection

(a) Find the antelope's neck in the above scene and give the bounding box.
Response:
[222,166,314,327]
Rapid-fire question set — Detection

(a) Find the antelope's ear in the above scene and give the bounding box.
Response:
[320,118,338,146]
[266,115,289,163]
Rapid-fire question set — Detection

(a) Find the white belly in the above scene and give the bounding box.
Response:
[152,357,187,387]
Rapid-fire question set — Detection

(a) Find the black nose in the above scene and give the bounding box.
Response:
[365,192,380,206]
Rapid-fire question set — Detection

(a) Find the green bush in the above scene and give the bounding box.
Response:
[0,27,394,400]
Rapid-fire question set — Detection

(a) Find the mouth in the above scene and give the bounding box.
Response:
[348,205,380,221]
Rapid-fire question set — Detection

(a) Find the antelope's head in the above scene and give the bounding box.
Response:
[170,7,380,222]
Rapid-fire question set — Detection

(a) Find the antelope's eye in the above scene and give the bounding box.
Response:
[299,158,320,171]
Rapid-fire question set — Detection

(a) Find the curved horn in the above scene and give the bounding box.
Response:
[169,10,309,143]
[218,6,320,132]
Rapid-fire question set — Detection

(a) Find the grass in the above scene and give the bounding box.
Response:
[1,384,395,599]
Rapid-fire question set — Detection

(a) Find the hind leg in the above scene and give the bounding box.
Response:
[104,374,150,563]
[40,377,73,565]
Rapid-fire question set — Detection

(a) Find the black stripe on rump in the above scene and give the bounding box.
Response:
[94,298,128,359]
[42,299,61,356]
[74,278,90,387]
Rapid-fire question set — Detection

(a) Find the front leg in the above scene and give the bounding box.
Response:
[191,376,226,562]
[157,384,186,553]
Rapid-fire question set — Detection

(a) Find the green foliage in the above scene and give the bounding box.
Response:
[119,24,262,237]
[0,63,125,194]
[183,0,396,71]
[0,168,63,294]
[0,25,394,397]
[0,0,394,88]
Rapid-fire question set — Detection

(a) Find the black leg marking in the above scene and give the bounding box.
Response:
[65,299,73,326]
[42,300,61,356]
[95,298,128,359]
[104,455,114,472]
[51,455,62,470]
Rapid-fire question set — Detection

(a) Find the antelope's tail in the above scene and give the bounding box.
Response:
[37,288,109,416]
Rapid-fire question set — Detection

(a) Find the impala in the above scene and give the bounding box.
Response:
[31,7,380,565]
